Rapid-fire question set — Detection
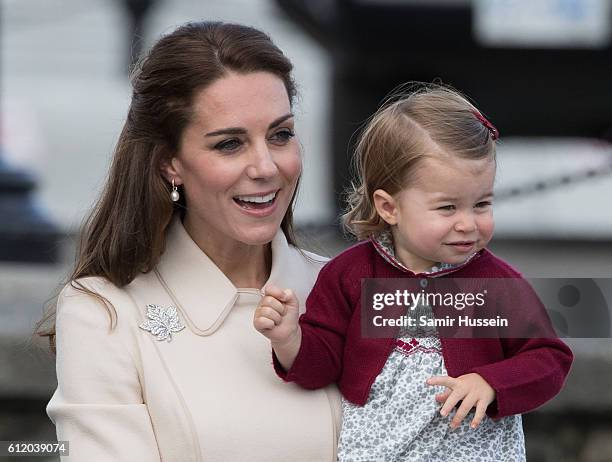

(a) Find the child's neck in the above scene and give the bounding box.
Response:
[395,248,437,274]
[388,229,437,274]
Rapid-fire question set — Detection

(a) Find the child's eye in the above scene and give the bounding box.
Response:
[475,201,492,208]
[269,129,295,145]
[215,138,242,152]
[437,205,455,211]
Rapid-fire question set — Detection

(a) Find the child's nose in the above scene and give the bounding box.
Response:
[453,212,477,233]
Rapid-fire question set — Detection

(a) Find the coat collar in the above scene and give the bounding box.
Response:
[370,229,482,277]
[154,216,296,336]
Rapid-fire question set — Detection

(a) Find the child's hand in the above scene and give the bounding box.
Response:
[253,285,300,347]
[426,373,496,430]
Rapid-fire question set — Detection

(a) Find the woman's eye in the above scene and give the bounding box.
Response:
[215,138,242,152]
[475,201,492,208]
[269,129,295,145]
[437,205,455,211]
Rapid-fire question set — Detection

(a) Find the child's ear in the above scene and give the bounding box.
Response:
[373,189,398,226]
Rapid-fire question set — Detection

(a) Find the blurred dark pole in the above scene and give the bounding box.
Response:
[0,7,61,263]
[0,156,60,264]
[119,0,160,73]
[275,0,612,218]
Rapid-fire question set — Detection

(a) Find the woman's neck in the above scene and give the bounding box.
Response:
[182,218,272,289]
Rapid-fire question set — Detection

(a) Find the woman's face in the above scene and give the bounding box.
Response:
[165,71,301,248]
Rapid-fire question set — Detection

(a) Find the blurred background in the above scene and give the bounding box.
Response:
[1,0,611,460]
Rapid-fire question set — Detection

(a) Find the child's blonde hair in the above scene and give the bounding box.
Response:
[342,83,498,240]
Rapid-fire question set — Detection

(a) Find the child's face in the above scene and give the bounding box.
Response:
[377,155,495,273]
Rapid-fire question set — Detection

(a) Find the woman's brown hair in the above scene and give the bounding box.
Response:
[36,21,299,350]
[342,83,498,240]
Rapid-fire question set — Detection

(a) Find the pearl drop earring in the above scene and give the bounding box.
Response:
[170,179,180,202]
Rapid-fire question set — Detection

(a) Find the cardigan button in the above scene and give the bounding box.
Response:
[420,278,428,288]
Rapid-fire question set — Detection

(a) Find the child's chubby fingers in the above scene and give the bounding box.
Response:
[438,389,465,418]
[426,375,456,389]
[450,395,478,429]
[427,377,466,418]
[253,315,276,332]
[427,376,458,411]
[263,284,285,299]
[255,305,283,326]
[259,294,286,316]
[469,401,489,429]
[435,388,452,403]
[263,285,299,312]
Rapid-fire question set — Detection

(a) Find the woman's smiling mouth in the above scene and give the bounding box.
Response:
[233,190,279,212]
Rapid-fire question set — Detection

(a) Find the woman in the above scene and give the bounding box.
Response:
[40,21,341,461]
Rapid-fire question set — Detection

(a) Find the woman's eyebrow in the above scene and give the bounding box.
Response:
[269,113,294,129]
[205,113,294,137]
[205,127,245,137]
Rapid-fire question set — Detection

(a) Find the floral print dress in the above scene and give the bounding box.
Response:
[337,232,526,462]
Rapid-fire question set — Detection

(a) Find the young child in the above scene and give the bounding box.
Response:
[253,84,573,461]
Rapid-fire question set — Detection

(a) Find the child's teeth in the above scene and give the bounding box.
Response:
[236,192,276,203]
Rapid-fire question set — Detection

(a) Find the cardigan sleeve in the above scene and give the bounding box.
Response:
[469,277,573,419]
[273,259,356,389]
[47,279,161,462]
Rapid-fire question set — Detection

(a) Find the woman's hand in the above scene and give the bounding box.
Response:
[253,285,302,370]
[426,373,496,430]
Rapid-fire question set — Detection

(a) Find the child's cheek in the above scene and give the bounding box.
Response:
[479,216,495,244]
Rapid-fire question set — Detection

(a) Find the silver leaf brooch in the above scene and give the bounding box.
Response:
[139,304,185,342]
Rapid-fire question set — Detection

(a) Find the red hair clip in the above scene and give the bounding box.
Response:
[473,111,499,141]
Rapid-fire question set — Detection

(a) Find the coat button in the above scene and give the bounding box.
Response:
[420,279,428,288]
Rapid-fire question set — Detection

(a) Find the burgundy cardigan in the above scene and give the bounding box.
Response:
[274,240,573,419]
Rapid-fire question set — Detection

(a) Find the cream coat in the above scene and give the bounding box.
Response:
[47,219,342,461]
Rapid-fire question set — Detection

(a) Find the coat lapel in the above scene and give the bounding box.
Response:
[155,218,238,336]
[154,217,312,334]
